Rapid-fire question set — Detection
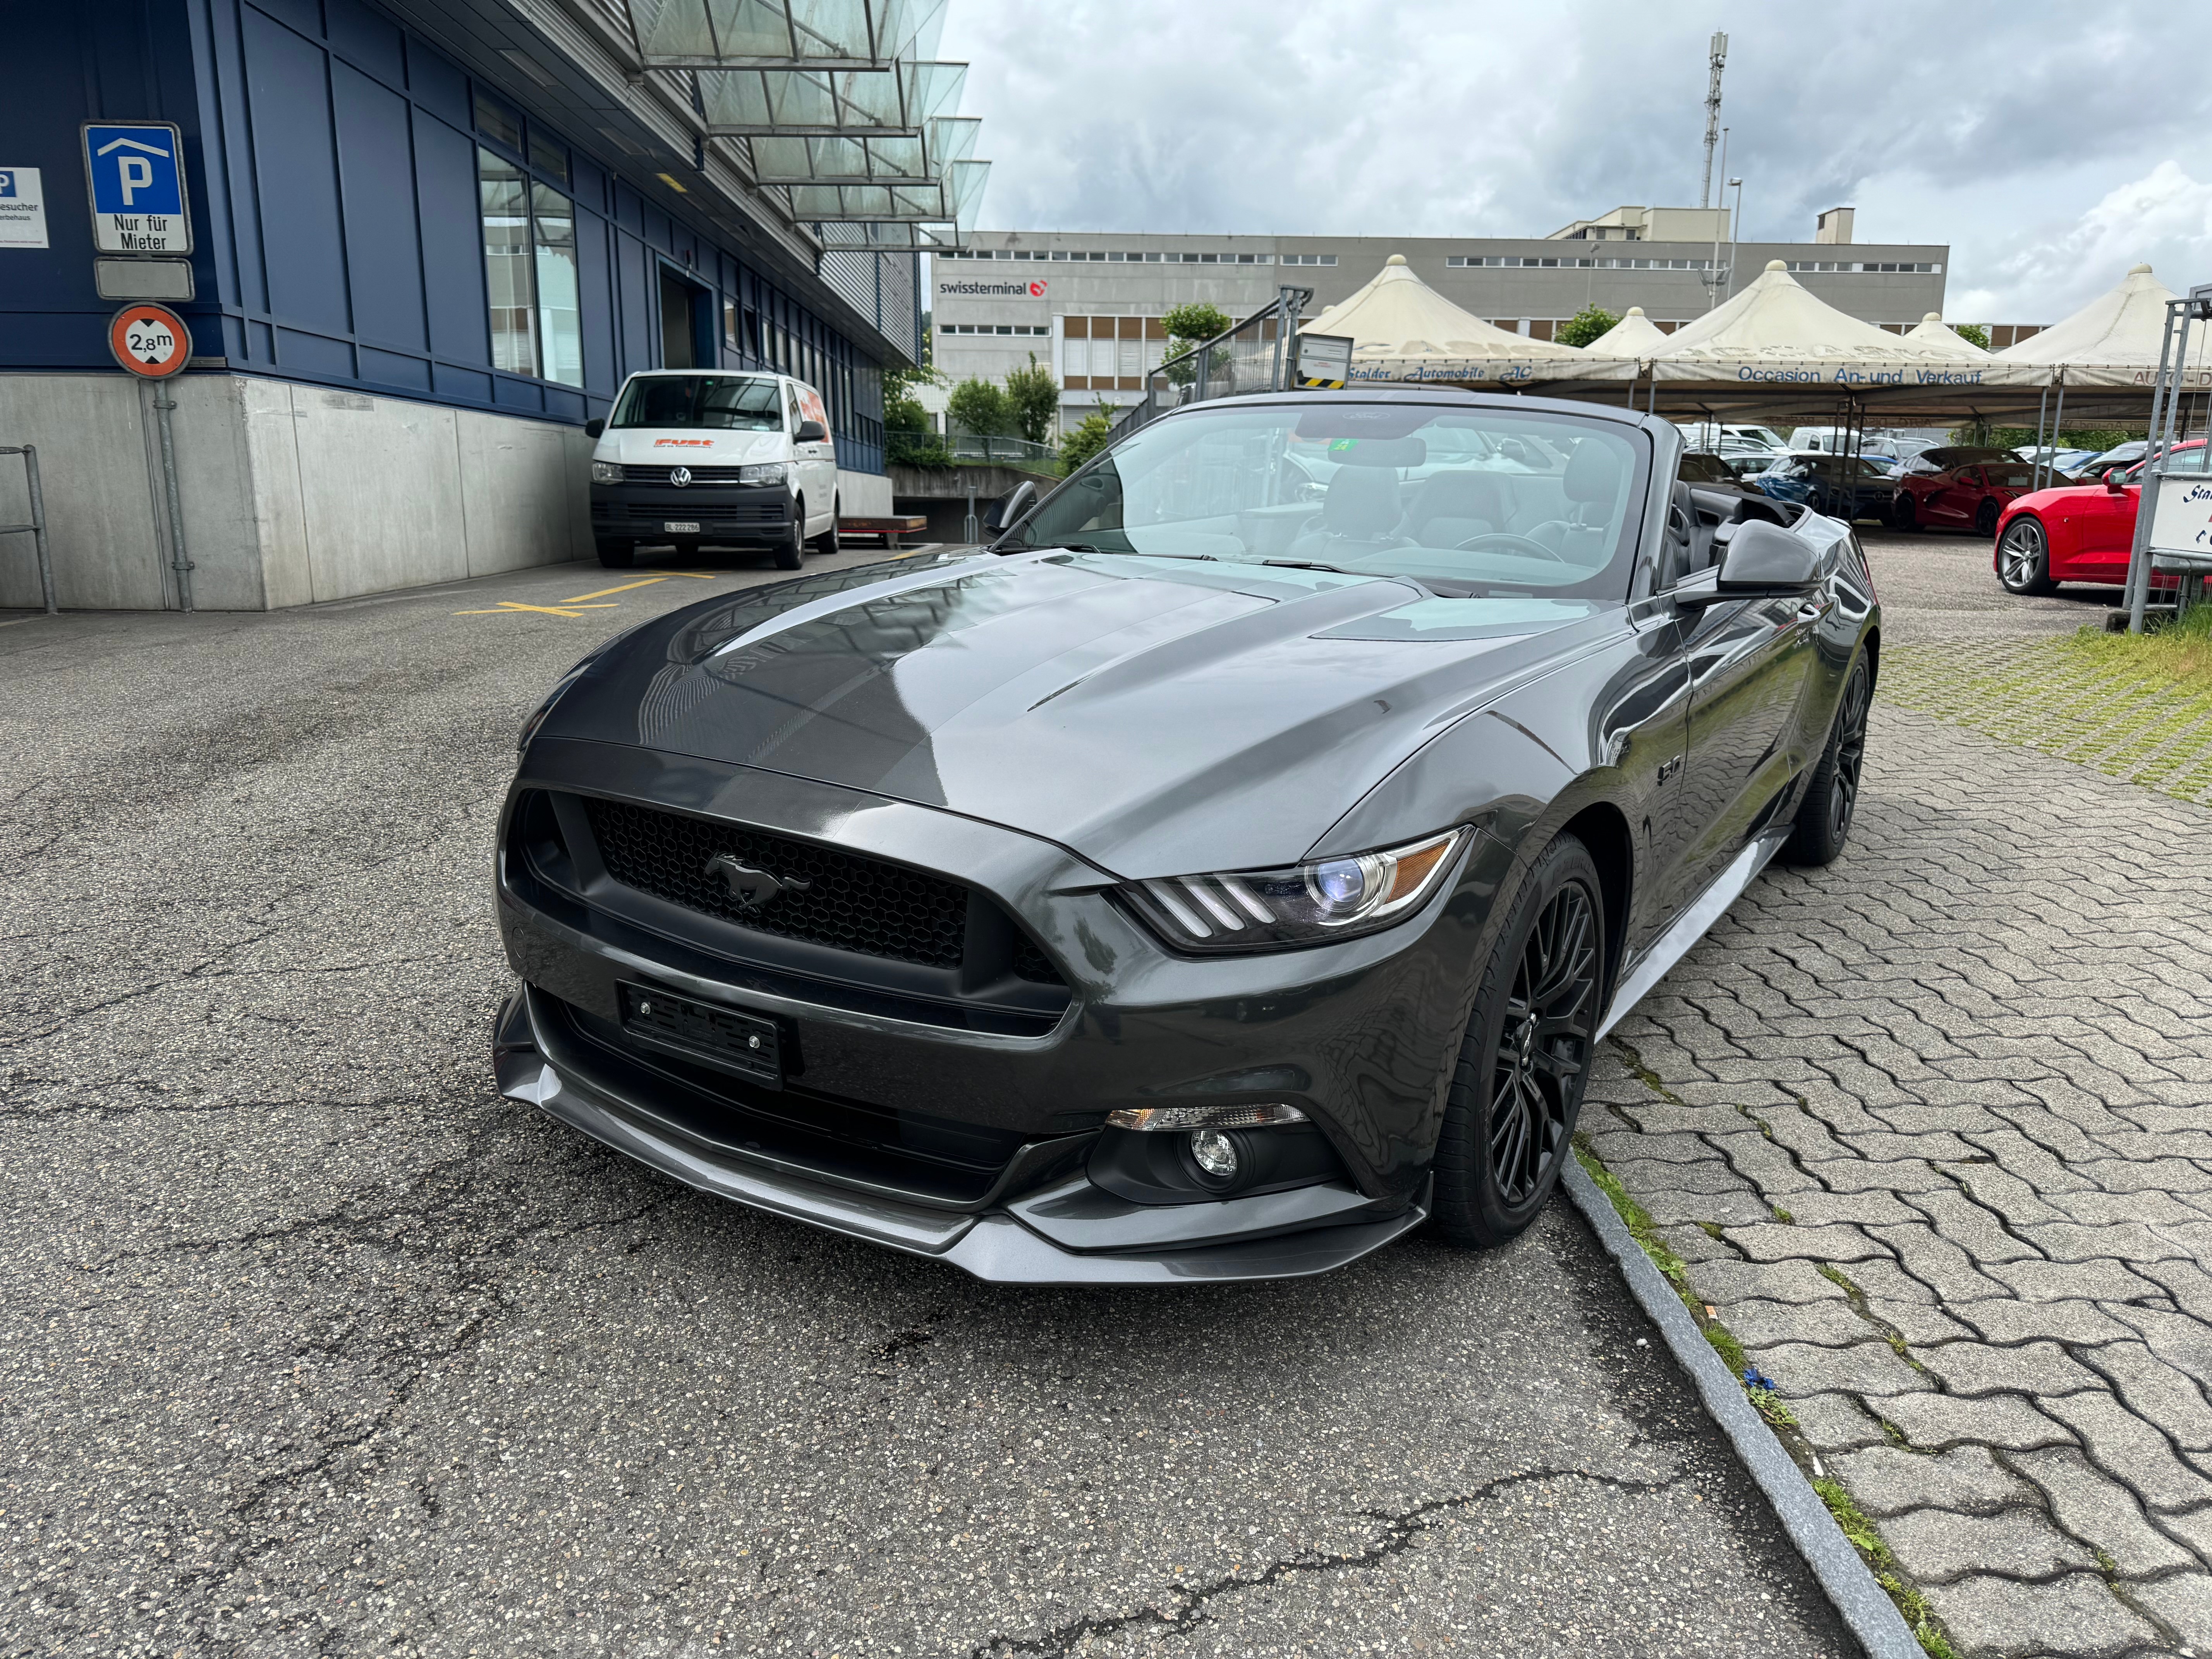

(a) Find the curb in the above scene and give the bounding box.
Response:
[1561,1158,1921,1659]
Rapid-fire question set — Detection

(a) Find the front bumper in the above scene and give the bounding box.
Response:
[590,481,793,544]
[492,740,1502,1283]
[495,988,1427,1284]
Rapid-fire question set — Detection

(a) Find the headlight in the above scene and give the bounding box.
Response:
[590,460,623,483]
[737,462,788,485]
[1120,827,1468,953]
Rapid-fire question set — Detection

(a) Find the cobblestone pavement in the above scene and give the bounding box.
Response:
[1881,636,2212,808]
[1589,697,2212,1658]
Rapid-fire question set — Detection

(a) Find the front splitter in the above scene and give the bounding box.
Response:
[494,990,1425,1286]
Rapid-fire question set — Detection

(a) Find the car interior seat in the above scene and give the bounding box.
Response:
[1286,466,1402,557]
[1399,472,1506,546]
[1527,442,1622,560]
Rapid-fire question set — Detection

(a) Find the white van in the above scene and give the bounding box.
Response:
[1790,427,1902,459]
[585,369,842,569]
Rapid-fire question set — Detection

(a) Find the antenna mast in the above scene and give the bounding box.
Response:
[1699,31,1728,209]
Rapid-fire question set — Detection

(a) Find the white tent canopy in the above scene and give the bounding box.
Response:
[1299,255,1633,385]
[1903,312,1989,356]
[1996,264,2212,388]
[1585,305,1670,357]
[1650,261,2046,389]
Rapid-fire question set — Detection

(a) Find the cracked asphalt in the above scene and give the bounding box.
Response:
[1,550,1849,1657]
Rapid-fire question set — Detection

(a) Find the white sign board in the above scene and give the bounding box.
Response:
[82,122,192,255]
[0,167,48,250]
[2146,472,2212,560]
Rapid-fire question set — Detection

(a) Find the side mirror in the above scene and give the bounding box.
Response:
[2106,472,2125,494]
[795,419,828,443]
[584,418,605,439]
[1676,519,1820,608]
[982,479,1038,535]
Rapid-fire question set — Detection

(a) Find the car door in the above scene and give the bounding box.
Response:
[793,380,837,520]
[2060,468,2142,580]
[1928,465,1980,524]
[1668,574,1821,906]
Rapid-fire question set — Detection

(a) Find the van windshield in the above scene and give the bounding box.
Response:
[610,376,783,431]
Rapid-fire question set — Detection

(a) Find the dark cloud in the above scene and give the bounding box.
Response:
[943,1,2212,319]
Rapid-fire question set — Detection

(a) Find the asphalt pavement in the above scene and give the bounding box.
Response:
[1,544,1850,1657]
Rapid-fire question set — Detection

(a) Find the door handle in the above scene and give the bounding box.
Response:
[1797,599,1825,620]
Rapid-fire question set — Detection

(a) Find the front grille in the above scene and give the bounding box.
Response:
[620,464,763,484]
[591,500,788,526]
[584,798,968,969]
[1012,933,1064,985]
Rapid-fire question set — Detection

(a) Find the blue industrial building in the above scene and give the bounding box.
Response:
[0,0,945,610]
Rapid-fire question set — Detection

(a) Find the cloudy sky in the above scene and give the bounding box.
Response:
[939,1,2212,323]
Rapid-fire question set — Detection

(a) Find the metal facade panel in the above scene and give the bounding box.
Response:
[331,62,429,352]
[240,9,354,337]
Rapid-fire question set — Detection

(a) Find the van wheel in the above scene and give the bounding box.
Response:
[596,539,634,569]
[773,500,805,570]
[812,495,842,557]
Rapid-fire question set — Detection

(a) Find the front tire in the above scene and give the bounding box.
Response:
[1997,517,2057,595]
[773,499,805,570]
[595,538,634,569]
[1432,835,1603,1249]
[811,495,842,558]
[1890,493,1918,531]
[1781,653,1872,867]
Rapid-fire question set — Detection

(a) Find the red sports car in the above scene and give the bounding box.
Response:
[1991,441,2207,595]
[1890,447,2054,536]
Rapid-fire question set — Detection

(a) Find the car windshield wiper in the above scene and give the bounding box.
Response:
[1262,558,1365,575]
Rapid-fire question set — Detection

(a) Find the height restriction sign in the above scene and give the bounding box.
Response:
[108,303,192,378]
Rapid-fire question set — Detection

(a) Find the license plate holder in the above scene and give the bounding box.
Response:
[617,982,783,1086]
[663,520,702,534]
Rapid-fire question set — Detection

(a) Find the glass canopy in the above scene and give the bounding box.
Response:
[630,0,946,69]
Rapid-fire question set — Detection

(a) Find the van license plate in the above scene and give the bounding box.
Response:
[663,520,701,534]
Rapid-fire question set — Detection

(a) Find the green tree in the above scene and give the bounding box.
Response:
[884,363,949,468]
[1003,353,1060,444]
[1059,410,1116,472]
[947,375,1014,438]
[1554,304,1622,349]
[1950,322,1991,351]
[1160,302,1235,387]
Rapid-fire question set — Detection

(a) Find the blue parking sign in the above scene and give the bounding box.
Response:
[81,122,191,254]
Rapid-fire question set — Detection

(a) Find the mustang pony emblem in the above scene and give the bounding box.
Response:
[703,854,811,908]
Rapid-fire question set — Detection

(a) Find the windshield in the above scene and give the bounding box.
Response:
[610,375,783,431]
[1007,403,1648,599]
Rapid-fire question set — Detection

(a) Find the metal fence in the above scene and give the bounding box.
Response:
[947,433,1059,465]
[1107,286,1314,444]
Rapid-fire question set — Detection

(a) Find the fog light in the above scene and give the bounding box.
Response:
[1188,1129,1240,1181]
[1104,1103,1307,1132]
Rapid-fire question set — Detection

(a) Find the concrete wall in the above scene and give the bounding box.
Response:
[0,372,597,610]
[838,468,892,517]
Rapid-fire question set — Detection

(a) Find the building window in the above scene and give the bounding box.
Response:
[473,90,523,152]
[1281,253,1337,266]
[476,148,583,386]
[528,132,569,188]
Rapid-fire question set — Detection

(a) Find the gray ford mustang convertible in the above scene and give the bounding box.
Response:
[493,388,1877,1283]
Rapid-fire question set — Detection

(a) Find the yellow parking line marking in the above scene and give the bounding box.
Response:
[562,578,667,602]
[665,571,721,579]
[453,601,622,618]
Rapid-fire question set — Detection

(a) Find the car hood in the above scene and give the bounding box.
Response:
[592,429,789,465]
[543,550,1621,877]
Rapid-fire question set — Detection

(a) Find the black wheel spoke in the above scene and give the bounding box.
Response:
[1486,878,1599,1206]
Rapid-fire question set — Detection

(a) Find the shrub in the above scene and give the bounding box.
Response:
[1555,305,1622,349]
[1003,353,1060,444]
[1059,410,1116,472]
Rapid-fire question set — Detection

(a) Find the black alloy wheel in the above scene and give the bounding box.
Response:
[595,538,635,570]
[773,500,806,570]
[1975,498,2001,537]
[1782,653,1872,867]
[1997,516,2057,596]
[1890,493,1917,531]
[1432,834,1602,1247]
